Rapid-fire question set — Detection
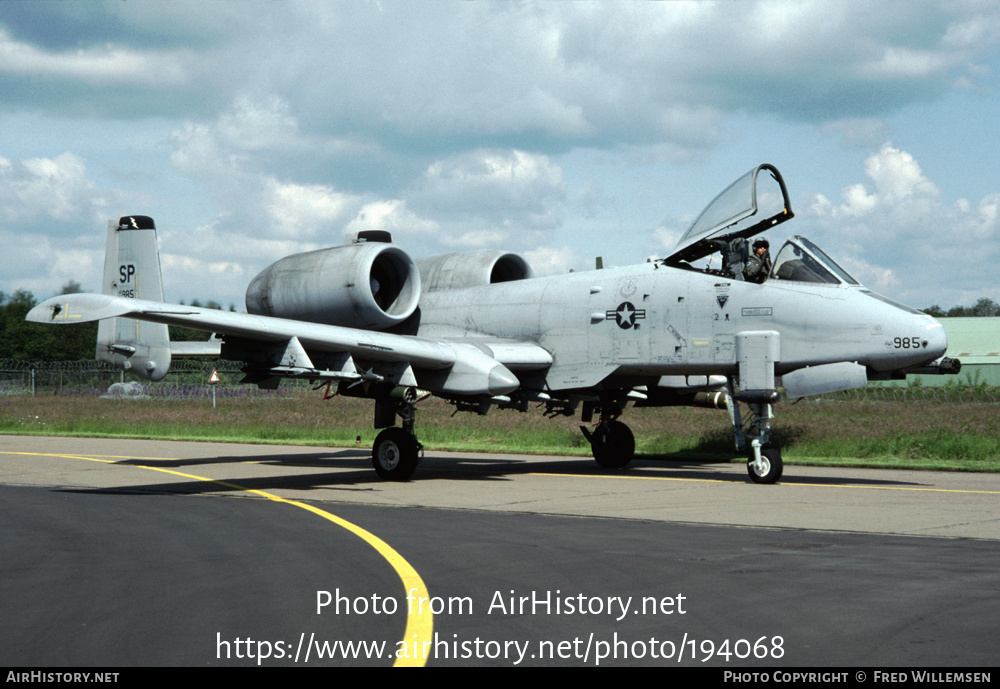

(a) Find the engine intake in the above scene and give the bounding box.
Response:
[246,243,420,330]
[415,249,533,293]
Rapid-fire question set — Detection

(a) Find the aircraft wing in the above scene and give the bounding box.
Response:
[169,337,222,358]
[26,293,550,396]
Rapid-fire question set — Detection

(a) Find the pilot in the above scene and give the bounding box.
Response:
[743,239,771,283]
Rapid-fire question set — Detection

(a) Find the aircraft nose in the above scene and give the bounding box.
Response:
[866,304,949,373]
[924,317,948,360]
[885,312,948,370]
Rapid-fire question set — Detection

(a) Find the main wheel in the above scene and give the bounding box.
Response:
[747,447,782,484]
[591,420,635,469]
[372,427,418,481]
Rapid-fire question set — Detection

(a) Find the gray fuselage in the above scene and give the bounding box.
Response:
[417,262,947,391]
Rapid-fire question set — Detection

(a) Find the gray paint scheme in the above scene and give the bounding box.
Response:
[416,260,946,384]
[27,166,953,481]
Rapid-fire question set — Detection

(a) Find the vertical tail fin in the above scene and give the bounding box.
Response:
[96,216,172,381]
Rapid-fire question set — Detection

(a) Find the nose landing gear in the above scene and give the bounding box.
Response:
[728,377,782,484]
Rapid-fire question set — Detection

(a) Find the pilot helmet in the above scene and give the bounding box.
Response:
[752,239,769,251]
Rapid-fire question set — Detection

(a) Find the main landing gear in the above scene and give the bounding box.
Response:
[371,393,422,481]
[581,411,636,469]
[372,427,420,480]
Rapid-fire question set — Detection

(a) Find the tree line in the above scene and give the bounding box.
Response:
[921,298,1000,318]
[0,284,226,362]
[1,286,997,362]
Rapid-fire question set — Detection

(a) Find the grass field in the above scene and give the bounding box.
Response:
[2,389,998,472]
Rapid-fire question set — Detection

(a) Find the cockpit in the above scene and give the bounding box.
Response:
[770,236,859,285]
[663,164,861,288]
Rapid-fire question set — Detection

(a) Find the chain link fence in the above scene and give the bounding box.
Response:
[0,358,311,399]
[818,384,1000,405]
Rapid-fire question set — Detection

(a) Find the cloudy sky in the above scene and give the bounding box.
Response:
[1,1,998,311]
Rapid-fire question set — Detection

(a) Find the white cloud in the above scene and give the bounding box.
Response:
[836,255,900,293]
[864,144,939,204]
[0,152,110,228]
[861,46,954,80]
[567,178,615,219]
[418,150,564,213]
[651,225,685,255]
[0,229,103,299]
[963,193,999,240]
[841,185,879,218]
[3,2,998,311]
[808,144,939,221]
[156,219,322,305]
[446,229,510,250]
[159,99,574,300]
[10,2,995,149]
[266,180,358,241]
[345,200,440,243]
[523,246,578,276]
[0,27,188,85]
[168,98,368,246]
[216,96,299,151]
[802,144,998,306]
[157,93,577,297]
[411,149,566,239]
[821,118,892,149]
[168,121,237,178]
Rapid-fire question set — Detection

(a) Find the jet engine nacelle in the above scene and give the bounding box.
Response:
[245,243,421,330]
[415,249,533,293]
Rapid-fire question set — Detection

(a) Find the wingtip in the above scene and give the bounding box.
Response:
[25,293,125,324]
[25,299,65,323]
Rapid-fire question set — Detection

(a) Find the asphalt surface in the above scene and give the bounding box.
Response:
[2,435,998,667]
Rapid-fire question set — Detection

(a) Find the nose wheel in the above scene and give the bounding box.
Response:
[747,446,782,484]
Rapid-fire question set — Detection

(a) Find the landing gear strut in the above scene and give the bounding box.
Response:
[371,395,422,481]
[727,377,782,484]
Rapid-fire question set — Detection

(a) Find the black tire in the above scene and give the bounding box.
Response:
[747,447,782,484]
[591,420,635,469]
[372,427,418,481]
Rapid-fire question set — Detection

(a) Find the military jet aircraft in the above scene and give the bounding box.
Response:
[27,164,959,483]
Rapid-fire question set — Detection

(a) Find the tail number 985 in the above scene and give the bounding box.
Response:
[893,336,924,349]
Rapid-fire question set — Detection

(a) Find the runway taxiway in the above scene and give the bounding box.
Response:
[2,434,997,539]
[2,435,998,666]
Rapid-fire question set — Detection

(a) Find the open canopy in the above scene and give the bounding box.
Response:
[666,164,793,265]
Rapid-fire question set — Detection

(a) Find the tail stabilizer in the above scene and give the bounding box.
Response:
[96,216,172,380]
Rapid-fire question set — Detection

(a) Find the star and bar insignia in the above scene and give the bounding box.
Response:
[606,301,646,329]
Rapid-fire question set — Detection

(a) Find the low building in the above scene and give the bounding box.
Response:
[935,317,1000,386]
[879,317,1000,387]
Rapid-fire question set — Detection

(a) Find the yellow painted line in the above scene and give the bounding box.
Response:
[4,451,291,466]
[779,481,1000,495]
[529,471,1000,494]
[531,471,731,485]
[5,450,432,667]
[5,451,177,461]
